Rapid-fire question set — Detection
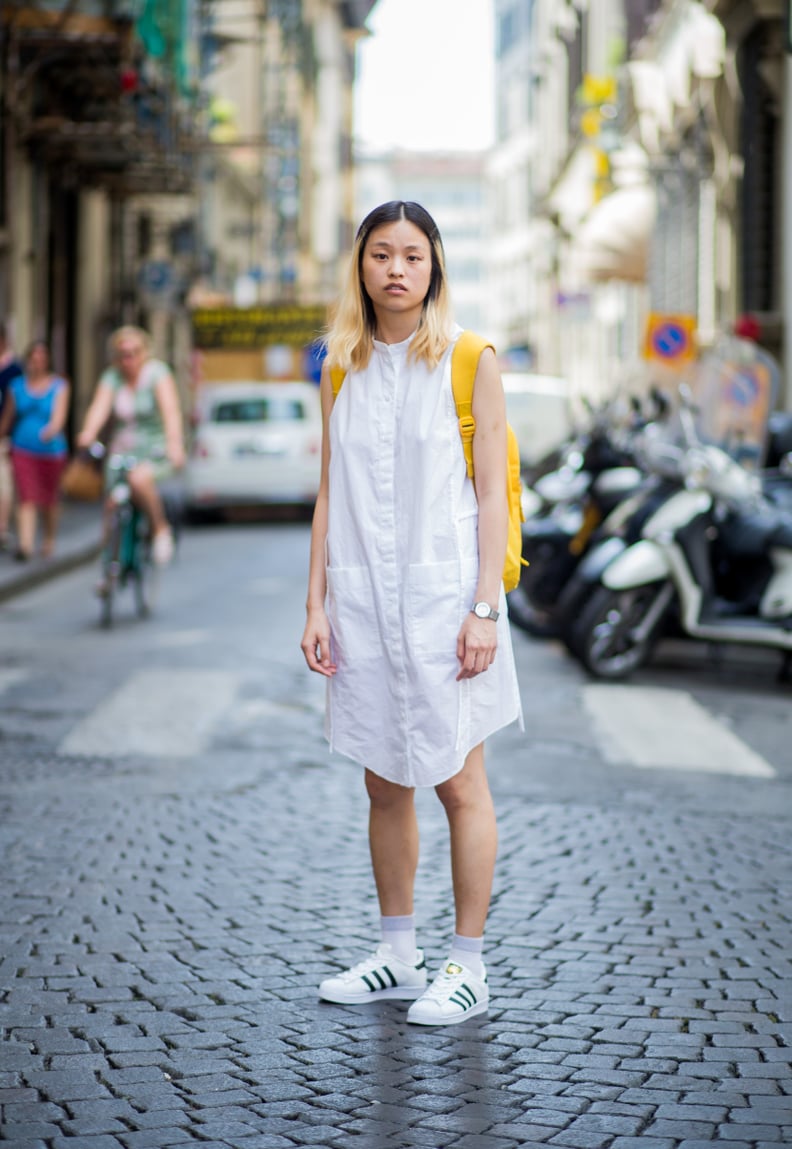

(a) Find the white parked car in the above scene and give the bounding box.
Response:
[184,381,322,513]
[502,372,573,468]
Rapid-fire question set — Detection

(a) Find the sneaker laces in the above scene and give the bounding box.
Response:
[340,948,389,981]
[422,964,465,1002]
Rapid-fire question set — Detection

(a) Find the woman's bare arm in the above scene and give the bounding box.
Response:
[154,370,185,468]
[455,347,508,680]
[76,381,114,447]
[41,380,70,441]
[300,365,336,676]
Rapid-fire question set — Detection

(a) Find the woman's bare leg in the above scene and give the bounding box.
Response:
[434,744,497,937]
[40,504,59,557]
[16,502,36,557]
[366,768,419,917]
[128,465,168,534]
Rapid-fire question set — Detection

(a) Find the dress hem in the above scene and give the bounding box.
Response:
[325,702,524,789]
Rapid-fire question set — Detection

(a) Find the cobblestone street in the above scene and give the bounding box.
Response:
[1,523,791,1148]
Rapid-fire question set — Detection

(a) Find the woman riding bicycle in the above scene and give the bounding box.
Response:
[76,326,185,576]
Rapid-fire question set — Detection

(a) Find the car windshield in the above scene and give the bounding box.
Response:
[212,398,306,423]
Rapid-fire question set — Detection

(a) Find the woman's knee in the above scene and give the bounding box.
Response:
[128,465,155,498]
[365,769,414,811]
[435,747,489,813]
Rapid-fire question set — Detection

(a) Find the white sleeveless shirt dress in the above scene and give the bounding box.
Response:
[325,327,523,788]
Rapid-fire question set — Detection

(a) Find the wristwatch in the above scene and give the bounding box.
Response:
[472,601,499,621]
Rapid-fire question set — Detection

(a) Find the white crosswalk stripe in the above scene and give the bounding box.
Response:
[582,684,776,778]
[52,667,776,775]
[59,669,238,759]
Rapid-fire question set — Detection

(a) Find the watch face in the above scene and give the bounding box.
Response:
[474,602,489,618]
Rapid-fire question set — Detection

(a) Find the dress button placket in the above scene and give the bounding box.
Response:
[381,349,410,772]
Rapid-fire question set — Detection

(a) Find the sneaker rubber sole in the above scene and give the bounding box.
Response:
[319,945,427,1005]
[320,983,426,1005]
[407,995,489,1025]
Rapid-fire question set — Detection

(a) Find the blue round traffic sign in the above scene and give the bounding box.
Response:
[651,321,691,359]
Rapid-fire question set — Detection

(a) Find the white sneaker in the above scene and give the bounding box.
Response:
[152,528,174,566]
[406,960,489,1026]
[319,944,427,1004]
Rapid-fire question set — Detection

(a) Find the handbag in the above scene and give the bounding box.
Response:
[61,450,104,501]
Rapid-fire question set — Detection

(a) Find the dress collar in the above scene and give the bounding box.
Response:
[373,329,417,354]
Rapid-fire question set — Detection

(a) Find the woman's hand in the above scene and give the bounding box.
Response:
[167,441,186,470]
[456,614,497,681]
[301,607,337,677]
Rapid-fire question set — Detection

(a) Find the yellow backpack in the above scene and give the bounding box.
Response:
[330,329,526,593]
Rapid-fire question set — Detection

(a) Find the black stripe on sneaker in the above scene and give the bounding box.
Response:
[451,984,477,1009]
[361,966,399,993]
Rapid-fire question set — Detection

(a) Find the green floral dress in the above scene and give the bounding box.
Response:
[102,359,175,486]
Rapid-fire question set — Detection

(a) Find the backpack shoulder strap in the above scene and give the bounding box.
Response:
[329,364,346,397]
[451,330,495,480]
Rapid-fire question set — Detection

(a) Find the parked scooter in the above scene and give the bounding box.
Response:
[507,393,665,637]
[559,408,792,650]
[563,386,792,681]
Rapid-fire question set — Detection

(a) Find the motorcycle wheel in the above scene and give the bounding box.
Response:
[559,587,597,659]
[505,586,561,638]
[571,582,672,680]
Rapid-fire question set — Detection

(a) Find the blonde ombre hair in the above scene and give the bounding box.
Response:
[325,201,453,373]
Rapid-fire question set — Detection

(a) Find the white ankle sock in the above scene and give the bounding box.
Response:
[448,933,484,977]
[380,914,417,962]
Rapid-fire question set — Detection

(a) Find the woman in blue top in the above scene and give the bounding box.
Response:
[0,340,69,561]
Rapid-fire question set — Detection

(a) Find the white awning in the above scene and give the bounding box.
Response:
[545,147,596,232]
[574,182,657,283]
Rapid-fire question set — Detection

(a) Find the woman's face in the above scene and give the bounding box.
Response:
[360,219,433,324]
[26,344,49,375]
[115,339,145,380]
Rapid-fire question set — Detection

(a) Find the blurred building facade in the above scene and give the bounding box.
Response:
[489,0,791,409]
[0,0,373,432]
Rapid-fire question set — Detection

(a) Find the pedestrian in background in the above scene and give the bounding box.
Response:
[301,201,522,1026]
[0,340,69,561]
[76,325,185,581]
[0,321,23,551]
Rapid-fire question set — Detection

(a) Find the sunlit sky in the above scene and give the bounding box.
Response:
[354,0,495,152]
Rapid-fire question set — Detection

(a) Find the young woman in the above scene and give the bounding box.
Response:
[301,201,522,1026]
[0,340,69,561]
[76,325,184,576]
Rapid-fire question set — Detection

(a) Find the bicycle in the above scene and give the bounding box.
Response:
[90,444,172,628]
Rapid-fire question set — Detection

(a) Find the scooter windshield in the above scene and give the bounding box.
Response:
[690,336,780,471]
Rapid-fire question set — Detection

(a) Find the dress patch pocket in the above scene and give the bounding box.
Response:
[326,566,378,665]
[407,558,478,656]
